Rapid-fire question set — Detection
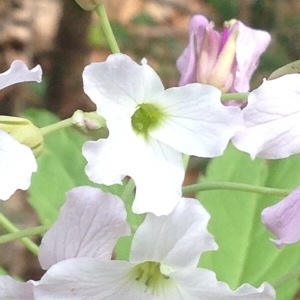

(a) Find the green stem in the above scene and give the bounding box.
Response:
[96,5,120,54]
[0,213,42,255]
[221,92,249,101]
[39,118,73,136]
[183,182,290,197]
[0,225,50,246]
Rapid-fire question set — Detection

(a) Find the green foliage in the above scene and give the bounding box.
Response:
[197,144,300,300]
[24,109,123,225]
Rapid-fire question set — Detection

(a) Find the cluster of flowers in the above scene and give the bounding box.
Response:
[1,4,299,298]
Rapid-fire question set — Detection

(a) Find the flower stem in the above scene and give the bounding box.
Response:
[221,92,249,101]
[96,5,120,54]
[0,213,44,255]
[0,225,50,246]
[182,182,290,197]
[39,118,73,136]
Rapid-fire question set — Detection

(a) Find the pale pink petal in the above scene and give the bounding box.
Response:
[83,53,164,119]
[172,268,275,299]
[83,119,184,216]
[232,74,300,158]
[234,22,271,92]
[177,15,210,86]
[0,130,37,200]
[0,276,34,299]
[0,60,42,90]
[130,198,217,269]
[150,83,243,157]
[262,187,300,247]
[39,186,130,270]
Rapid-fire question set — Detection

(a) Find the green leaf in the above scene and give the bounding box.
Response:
[24,109,123,225]
[198,144,300,300]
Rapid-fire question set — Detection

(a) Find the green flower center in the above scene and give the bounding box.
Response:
[133,261,171,296]
[131,103,165,138]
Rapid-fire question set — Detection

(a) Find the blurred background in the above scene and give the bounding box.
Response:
[1,0,300,297]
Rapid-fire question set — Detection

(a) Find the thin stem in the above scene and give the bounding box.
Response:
[39,118,73,136]
[221,92,249,101]
[0,213,41,255]
[96,5,120,53]
[183,182,290,197]
[0,225,50,245]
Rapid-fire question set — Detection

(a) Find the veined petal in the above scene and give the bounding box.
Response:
[262,187,300,247]
[35,258,188,300]
[0,276,34,299]
[0,60,42,90]
[39,186,130,270]
[0,130,37,200]
[83,54,164,119]
[150,83,243,157]
[234,21,271,92]
[232,74,300,159]
[36,258,182,300]
[177,15,210,86]
[130,198,217,269]
[172,268,275,299]
[83,119,184,216]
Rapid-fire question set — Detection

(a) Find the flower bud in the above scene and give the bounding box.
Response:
[0,116,43,157]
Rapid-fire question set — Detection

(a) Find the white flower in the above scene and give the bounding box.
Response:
[82,54,243,215]
[34,186,275,299]
[232,74,300,159]
[0,60,42,200]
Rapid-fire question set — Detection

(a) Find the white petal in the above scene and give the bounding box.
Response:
[130,198,217,269]
[0,275,34,299]
[0,130,37,200]
[0,60,42,90]
[83,119,184,216]
[172,268,275,299]
[35,258,187,300]
[82,53,164,119]
[39,186,130,270]
[150,83,243,157]
[232,74,300,159]
[35,258,146,300]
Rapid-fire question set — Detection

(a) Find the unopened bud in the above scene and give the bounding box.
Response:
[0,116,43,157]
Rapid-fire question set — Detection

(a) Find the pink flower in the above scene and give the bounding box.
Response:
[262,187,300,248]
[177,15,271,92]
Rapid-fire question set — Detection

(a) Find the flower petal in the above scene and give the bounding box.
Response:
[0,60,42,90]
[39,186,130,270]
[234,22,271,92]
[177,15,210,86]
[35,258,188,300]
[171,268,275,299]
[0,130,37,200]
[150,83,243,157]
[0,276,34,299]
[83,53,164,119]
[232,74,300,159]
[262,187,300,247]
[35,258,149,300]
[83,119,184,216]
[130,198,217,269]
